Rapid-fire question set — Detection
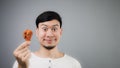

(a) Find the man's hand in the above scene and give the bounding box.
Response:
[13,41,31,68]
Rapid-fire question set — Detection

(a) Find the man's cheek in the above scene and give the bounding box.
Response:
[38,34,44,41]
[39,31,45,36]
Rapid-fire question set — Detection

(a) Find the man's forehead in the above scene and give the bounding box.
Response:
[39,20,60,27]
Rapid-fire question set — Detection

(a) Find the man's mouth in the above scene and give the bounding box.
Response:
[44,39,54,43]
[44,39,52,41]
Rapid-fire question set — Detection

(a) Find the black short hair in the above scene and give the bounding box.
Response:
[36,11,62,28]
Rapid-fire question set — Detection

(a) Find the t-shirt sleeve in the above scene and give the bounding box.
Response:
[12,61,18,68]
[65,54,82,68]
[75,60,82,68]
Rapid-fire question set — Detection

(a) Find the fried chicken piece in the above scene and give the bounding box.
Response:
[23,29,33,41]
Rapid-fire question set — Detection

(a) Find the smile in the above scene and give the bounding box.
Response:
[43,39,56,43]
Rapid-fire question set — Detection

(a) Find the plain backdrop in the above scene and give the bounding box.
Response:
[0,0,120,68]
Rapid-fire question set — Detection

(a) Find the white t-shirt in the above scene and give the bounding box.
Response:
[13,53,82,68]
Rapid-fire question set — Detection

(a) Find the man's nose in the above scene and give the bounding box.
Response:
[46,29,54,37]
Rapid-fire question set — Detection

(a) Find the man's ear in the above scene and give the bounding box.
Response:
[60,28,63,36]
[36,28,39,37]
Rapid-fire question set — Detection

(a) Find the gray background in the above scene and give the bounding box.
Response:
[0,0,120,68]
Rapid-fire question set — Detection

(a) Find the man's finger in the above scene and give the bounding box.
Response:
[15,41,30,51]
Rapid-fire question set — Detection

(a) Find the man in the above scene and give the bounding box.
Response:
[13,11,82,68]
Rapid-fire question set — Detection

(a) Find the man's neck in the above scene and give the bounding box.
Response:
[34,46,64,59]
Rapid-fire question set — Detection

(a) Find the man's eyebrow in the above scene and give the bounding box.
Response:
[41,24,47,27]
[53,24,59,27]
[40,24,59,27]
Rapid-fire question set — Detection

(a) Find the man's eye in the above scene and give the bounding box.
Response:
[42,28,48,31]
[52,28,57,32]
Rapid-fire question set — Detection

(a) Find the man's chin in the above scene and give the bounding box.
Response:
[43,45,56,50]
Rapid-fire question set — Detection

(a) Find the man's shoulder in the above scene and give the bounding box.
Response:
[64,54,80,63]
[63,54,82,68]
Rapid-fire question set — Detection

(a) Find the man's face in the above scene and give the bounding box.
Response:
[36,20,62,49]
